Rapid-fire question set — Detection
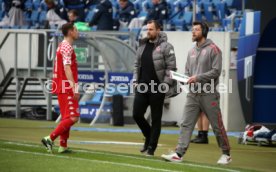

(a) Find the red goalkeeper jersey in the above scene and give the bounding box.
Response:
[52,40,78,94]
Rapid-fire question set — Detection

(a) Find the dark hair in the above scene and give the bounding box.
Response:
[192,21,209,38]
[61,23,75,36]
[68,9,79,17]
[147,20,162,30]
[44,0,55,5]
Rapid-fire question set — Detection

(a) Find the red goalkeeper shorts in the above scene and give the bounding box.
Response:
[57,93,80,120]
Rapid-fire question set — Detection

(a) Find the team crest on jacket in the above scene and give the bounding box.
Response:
[191,49,196,58]
[155,46,161,52]
[201,49,207,56]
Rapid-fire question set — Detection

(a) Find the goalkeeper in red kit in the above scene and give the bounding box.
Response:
[42,23,80,153]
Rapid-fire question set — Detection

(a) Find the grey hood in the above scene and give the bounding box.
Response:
[195,39,213,51]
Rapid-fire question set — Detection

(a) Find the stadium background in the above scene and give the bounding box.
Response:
[0,0,275,172]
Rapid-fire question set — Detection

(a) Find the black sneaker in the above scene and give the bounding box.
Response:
[145,150,154,156]
[145,146,154,156]
[140,146,148,153]
[191,137,209,144]
[190,135,200,143]
[140,138,149,153]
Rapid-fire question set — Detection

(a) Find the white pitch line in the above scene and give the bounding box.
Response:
[68,140,144,146]
[68,140,165,146]
[0,148,179,172]
[75,149,240,172]
[233,149,276,153]
[4,141,240,172]
[10,142,275,154]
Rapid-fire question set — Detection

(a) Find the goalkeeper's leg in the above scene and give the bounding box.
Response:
[58,128,72,153]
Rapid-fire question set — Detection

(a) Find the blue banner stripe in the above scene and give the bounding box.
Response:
[237,34,259,61]
[78,71,133,84]
[254,11,261,34]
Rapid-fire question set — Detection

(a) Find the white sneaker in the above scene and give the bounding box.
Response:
[217,154,232,165]
[161,152,183,163]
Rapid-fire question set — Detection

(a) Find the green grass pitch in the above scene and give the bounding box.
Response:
[0,118,275,172]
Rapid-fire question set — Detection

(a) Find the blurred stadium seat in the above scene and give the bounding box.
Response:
[85,10,94,23]
[0,0,244,33]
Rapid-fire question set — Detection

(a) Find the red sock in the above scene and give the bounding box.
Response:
[60,128,70,147]
[50,118,74,141]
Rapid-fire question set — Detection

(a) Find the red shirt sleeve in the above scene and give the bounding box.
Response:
[60,43,73,65]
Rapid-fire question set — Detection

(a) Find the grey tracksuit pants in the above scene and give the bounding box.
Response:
[176,93,230,156]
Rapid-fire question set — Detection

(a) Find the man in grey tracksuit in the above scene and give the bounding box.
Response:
[161,21,232,165]
[133,20,177,156]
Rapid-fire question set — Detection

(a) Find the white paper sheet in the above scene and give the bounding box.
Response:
[169,70,189,84]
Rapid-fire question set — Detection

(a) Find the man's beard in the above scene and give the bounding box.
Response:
[148,34,156,41]
[193,36,203,42]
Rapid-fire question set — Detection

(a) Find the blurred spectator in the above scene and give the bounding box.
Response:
[143,0,169,27]
[88,0,113,30]
[68,9,79,24]
[45,0,67,29]
[117,0,137,28]
[2,0,13,14]
[85,0,98,7]
[62,0,86,22]
[0,0,26,27]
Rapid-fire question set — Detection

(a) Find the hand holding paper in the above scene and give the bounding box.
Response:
[169,70,189,84]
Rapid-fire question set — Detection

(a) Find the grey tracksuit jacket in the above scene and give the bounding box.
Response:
[185,39,222,94]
